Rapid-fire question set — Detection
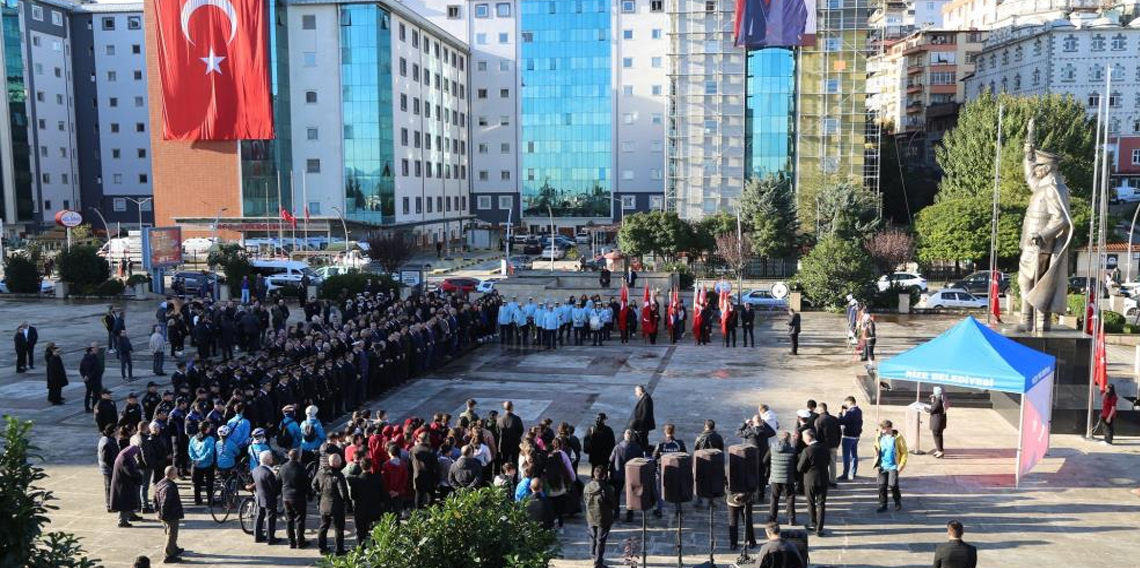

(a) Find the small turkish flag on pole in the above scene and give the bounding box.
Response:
[989,275,1002,323]
[1093,323,1108,393]
[154,0,274,140]
[280,208,296,227]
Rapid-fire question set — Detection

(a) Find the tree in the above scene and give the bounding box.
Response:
[366,233,414,275]
[3,254,42,293]
[616,211,692,261]
[914,197,1023,268]
[936,91,1095,203]
[617,211,656,258]
[815,182,881,242]
[323,487,558,568]
[689,212,736,257]
[0,416,99,568]
[207,243,253,296]
[740,174,799,259]
[865,228,915,275]
[879,132,939,224]
[55,245,109,289]
[715,232,752,282]
[797,236,876,310]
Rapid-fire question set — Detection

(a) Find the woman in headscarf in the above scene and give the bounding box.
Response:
[45,342,67,405]
[929,386,948,458]
[1100,383,1118,445]
[110,445,144,527]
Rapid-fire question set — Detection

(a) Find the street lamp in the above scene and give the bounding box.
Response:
[87,207,111,243]
[123,197,153,233]
[547,205,555,272]
[330,206,350,251]
[211,207,228,241]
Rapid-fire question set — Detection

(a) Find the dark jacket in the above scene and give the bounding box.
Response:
[787,312,801,335]
[344,466,387,514]
[80,352,104,383]
[448,456,483,489]
[629,394,655,433]
[118,335,134,355]
[608,439,642,482]
[252,464,280,507]
[583,423,616,467]
[497,412,524,456]
[815,413,842,450]
[312,466,350,515]
[277,460,309,502]
[766,441,797,485]
[153,477,184,522]
[693,430,725,451]
[110,447,143,512]
[95,398,118,433]
[796,442,830,488]
[757,537,805,568]
[933,539,978,568]
[410,443,439,491]
[97,435,118,475]
[930,395,948,433]
[839,406,863,438]
[46,353,68,389]
[584,478,617,529]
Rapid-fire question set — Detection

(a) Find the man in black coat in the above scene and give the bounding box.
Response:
[410,432,439,509]
[628,385,655,452]
[117,330,135,381]
[448,445,483,490]
[312,453,350,555]
[95,389,118,433]
[344,455,387,544]
[153,466,185,563]
[583,413,616,471]
[740,303,756,347]
[277,449,310,549]
[250,449,280,544]
[933,520,978,568]
[786,308,801,355]
[608,429,643,522]
[497,400,525,473]
[13,321,38,372]
[814,403,842,488]
[796,430,829,537]
[80,343,106,413]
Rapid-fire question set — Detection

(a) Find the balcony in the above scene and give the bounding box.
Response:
[906,102,925,114]
[906,83,924,94]
[926,102,960,118]
[907,65,924,75]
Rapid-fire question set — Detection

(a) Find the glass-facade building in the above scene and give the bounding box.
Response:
[520,0,611,219]
[1,0,33,222]
[340,4,395,224]
[240,0,293,217]
[745,48,796,180]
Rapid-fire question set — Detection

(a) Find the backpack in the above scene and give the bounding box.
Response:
[278,420,295,448]
[302,421,318,443]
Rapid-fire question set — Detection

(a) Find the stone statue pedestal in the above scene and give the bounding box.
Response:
[997,324,1091,434]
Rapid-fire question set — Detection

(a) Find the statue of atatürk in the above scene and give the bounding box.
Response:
[1018,118,1074,332]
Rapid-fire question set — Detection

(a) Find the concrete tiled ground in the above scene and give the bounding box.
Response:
[2,298,1139,567]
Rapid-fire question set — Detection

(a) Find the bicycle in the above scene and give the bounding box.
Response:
[209,467,253,524]
[238,465,284,536]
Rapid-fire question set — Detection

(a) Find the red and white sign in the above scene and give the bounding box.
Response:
[153,0,274,140]
[55,210,83,228]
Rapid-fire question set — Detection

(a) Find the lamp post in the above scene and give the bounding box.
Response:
[330,206,350,250]
[212,206,228,241]
[87,207,111,243]
[123,197,153,233]
[547,205,555,272]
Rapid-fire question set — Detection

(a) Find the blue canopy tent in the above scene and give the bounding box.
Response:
[878,316,1056,486]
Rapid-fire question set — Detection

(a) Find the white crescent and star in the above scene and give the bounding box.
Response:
[179,0,238,75]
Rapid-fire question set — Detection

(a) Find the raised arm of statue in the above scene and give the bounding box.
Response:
[1023,118,1037,182]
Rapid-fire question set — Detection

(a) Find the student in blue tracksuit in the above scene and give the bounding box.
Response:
[278,406,303,452]
[522,298,539,346]
[225,402,252,450]
[512,303,529,347]
[299,405,326,469]
[590,303,608,346]
[215,425,241,483]
[557,300,573,346]
[600,302,614,343]
[498,300,515,345]
[247,428,274,472]
[187,422,216,505]
[571,302,588,346]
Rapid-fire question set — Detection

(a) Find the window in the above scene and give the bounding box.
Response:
[495,195,512,210]
[522,32,533,43]
[651,0,663,11]
[1092,34,1106,51]
[32,6,43,21]
[496,3,511,17]
[930,71,956,85]
[623,85,634,96]
[501,143,510,153]
[623,57,633,68]
[306,159,321,173]
[1088,92,1100,108]
[500,88,509,98]
[302,15,316,29]
[652,85,663,96]
[650,169,663,180]
[1132,149,1140,165]
[398,23,405,41]
[399,57,407,76]
[110,123,120,133]
[139,174,148,184]
[136,123,145,133]
[477,196,492,210]
[447,5,461,18]
[305,90,317,104]
[1112,34,1126,51]
[113,149,122,159]
[401,159,409,177]
[415,197,422,214]
[1061,64,1075,82]
[403,197,411,215]
[622,170,634,180]
[501,170,511,181]
[621,141,635,152]
[651,57,662,68]
[1062,34,1077,52]
[623,113,635,124]
[623,29,633,40]
[127,15,141,29]
[621,196,635,209]
[113,198,127,212]
[477,88,487,99]
[105,45,116,57]
[622,0,635,12]
[475,3,490,17]
[499,33,509,44]
[137,149,146,158]
[41,173,50,184]
[704,80,717,94]
[51,10,62,26]
[476,33,487,45]
[650,196,664,209]
[303,52,316,67]
[307,127,319,140]
[107,71,117,82]
[499,115,510,126]
[113,174,123,185]
[651,113,662,125]
[823,117,838,135]
[134,70,143,81]
[479,170,489,181]
[426,197,433,213]
[652,28,662,39]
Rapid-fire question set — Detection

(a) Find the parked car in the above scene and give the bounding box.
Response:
[438,277,480,294]
[511,234,533,245]
[0,279,54,294]
[948,270,1009,296]
[578,257,604,271]
[541,235,576,250]
[1125,297,1138,318]
[249,260,322,288]
[540,245,566,260]
[1114,185,1140,204]
[522,241,543,255]
[171,271,220,295]
[575,232,591,244]
[314,265,357,280]
[741,289,789,310]
[921,289,987,310]
[181,237,217,256]
[1068,276,1109,297]
[876,272,928,292]
[475,279,498,294]
[508,255,533,271]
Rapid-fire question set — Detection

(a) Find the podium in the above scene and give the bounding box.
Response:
[905,401,930,454]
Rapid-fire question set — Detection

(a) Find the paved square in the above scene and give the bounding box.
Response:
[2,298,1139,567]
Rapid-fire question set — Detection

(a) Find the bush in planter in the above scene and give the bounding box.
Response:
[322,486,558,568]
[76,279,126,296]
[207,244,252,296]
[797,235,875,311]
[1103,310,1125,333]
[124,274,152,286]
[869,283,920,311]
[56,245,109,289]
[318,273,400,300]
[3,254,42,293]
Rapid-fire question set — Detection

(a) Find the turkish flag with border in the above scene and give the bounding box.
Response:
[154,0,273,140]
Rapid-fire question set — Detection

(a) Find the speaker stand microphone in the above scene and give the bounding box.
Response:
[675,503,683,568]
[641,509,649,568]
[693,500,717,568]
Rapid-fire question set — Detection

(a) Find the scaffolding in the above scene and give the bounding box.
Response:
[665,0,748,220]
[796,0,879,228]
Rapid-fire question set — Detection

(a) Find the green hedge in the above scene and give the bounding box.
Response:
[56,245,109,288]
[1104,310,1125,333]
[77,279,125,296]
[3,254,42,293]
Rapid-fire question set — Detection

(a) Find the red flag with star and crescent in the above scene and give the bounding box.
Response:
[154,0,274,140]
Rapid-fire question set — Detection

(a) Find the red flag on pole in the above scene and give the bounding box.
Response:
[640,284,652,336]
[280,208,296,227]
[692,288,704,342]
[1093,324,1108,393]
[1086,289,1096,335]
[618,281,629,332]
[304,205,311,223]
[666,288,675,332]
[989,275,1002,323]
[153,0,274,140]
[720,290,733,336]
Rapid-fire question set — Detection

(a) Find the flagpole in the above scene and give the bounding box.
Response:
[290,170,297,255]
[987,104,1003,325]
[276,169,284,249]
[302,170,310,250]
[1086,66,1113,439]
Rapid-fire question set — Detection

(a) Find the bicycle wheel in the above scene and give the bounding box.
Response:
[209,478,239,523]
[238,497,257,535]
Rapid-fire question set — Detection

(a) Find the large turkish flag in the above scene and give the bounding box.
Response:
[154,0,273,140]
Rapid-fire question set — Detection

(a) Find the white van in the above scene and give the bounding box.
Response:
[249,260,321,291]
